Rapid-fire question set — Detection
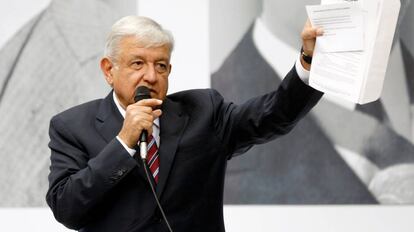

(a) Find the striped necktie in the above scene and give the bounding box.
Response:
[146,134,160,183]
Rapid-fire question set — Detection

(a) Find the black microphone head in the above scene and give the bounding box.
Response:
[134,86,151,102]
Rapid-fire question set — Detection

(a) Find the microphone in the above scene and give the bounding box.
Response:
[134,86,174,232]
[135,86,151,160]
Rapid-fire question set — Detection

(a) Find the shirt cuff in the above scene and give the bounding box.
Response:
[295,54,310,84]
[116,136,136,156]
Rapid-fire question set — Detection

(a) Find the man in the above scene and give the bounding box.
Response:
[0,0,134,207]
[212,0,414,204]
[46,16,322,231]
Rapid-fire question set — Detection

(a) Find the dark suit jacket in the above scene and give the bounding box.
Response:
[212,26,378,204]
[46,68,321,232]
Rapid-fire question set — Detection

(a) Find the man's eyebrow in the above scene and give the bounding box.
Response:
[127,55,169,61]
[155,58,170,63]
[129,55,144,60]
[155,54,171,61]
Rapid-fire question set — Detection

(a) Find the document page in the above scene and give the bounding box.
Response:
[310,51,366,102]
[307,0,400,104]
[306,3,364,53]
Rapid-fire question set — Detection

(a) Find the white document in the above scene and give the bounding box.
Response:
[306,3,364,53]
[308,0,401,104]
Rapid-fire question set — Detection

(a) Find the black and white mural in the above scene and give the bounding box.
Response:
[0,0,135,207]
[0,0,413,210]
[212,0,414,204]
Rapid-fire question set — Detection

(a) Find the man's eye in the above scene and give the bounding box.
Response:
[132,61,144,68]
[156,63,168,72]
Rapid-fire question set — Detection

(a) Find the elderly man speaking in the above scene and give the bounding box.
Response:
[46,16,323,231]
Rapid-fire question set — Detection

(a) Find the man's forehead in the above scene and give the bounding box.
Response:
[119,36,154,49]
[126,53,170,61]
[119,37,171,59]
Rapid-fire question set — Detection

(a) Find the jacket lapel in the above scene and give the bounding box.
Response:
[95,91,124,143]
[95,91,149,182]
[156,97,189,198]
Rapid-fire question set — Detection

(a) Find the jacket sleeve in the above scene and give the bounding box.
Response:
[212,66,323,158]
[46,115,137,230]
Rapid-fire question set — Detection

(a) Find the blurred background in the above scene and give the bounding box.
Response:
[0,0,413,231]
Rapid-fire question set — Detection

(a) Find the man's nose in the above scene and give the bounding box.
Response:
[143,65,157,83]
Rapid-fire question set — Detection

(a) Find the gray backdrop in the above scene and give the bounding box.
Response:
[1,0,412,207]
[212,0,414,204]
[0,0,135,207]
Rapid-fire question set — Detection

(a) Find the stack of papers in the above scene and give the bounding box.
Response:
[306,0,401,104]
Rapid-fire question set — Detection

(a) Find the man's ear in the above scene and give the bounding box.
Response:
[100,57,114,87]
[168,64,172,74]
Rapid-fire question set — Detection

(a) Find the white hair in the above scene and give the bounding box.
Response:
[104,16,174,62]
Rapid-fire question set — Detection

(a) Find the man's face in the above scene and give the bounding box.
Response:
[104,36,171,108]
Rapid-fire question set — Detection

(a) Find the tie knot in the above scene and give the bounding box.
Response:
[148,134,154,141]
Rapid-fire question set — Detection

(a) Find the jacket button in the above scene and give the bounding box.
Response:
[117,169,124,176]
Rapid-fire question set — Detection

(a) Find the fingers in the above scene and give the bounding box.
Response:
[302,27,324,40]
[140,119,154,136]
[125,104,162,128]
[302,18,324,40]
[152,109,162,119]
[134,99,163,108]
[118,100,163,148]
[301,19,325,59]
[316,28,324,36]
[126,100,163,123]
